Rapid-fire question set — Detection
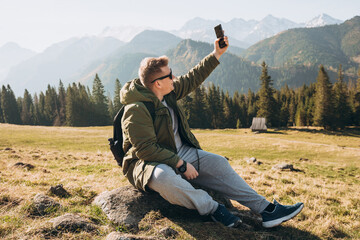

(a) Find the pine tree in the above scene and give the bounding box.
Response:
[1,85,21,124]
[0,89,3,123]
[232,91,246,128]
[295,102,306,126]
[92,74,110,125]
[288,93,296,126]
[36,92,47,125]
[108,95,115,121]
[33,94,39,124]
[207,83,223,128]
[246,89,257,127]
[21,89,35,125]
[333,65,351,129]
[223,91,235,128]
[354,68,360,125]
[44,85,59,125]
[304,83,316,126]
[257,62,277,127]
[313,65,334,129]
[58,80,67,125]
[113,79,122,116]
[66,83,94,126]
[65,84,75,126]
[279,85,290,126]
[187,86,210,128]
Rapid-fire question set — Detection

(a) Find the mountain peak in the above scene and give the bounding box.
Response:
[305,13,343,28]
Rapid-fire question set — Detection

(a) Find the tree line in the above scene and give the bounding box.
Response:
[1,63,360,129]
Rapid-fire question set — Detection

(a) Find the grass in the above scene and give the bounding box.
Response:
[0,123,359,239]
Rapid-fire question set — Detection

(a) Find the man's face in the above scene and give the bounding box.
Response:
[155,66,174,94]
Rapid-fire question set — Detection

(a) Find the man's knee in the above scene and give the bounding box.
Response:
[149,164,177,187]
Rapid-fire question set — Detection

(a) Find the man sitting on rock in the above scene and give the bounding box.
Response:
[119,35,304,228]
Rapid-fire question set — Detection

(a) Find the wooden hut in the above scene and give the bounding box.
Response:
[250,118,267,132]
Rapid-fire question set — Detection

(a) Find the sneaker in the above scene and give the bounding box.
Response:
[211,204,242,228]
[261,200,304,228]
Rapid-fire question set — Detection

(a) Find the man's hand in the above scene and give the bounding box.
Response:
[213,36,229,60]
[183,163,199,180]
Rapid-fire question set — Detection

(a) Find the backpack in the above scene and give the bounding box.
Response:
[108,102,156,167]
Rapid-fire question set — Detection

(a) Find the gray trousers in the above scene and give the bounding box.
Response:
[147,144,270,215]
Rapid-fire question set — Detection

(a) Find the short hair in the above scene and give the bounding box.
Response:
[138,56,169,88]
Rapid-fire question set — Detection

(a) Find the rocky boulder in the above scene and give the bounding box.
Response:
[93,185,261,230]
[105,231,159,240]
[49,213,96,232]
[30,194,61,216]
[14,162,35,170]
[49,184,71,198]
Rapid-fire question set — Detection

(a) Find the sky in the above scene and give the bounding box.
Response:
[0,0,359,52]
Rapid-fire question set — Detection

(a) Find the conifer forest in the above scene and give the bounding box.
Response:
[1,63,360,130]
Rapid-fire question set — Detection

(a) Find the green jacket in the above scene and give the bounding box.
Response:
[120,53,220,191]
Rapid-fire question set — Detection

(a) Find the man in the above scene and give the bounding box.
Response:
[120,36,304,228]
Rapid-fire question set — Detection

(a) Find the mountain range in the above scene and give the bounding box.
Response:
[242,16,360,72]
[0,43,36,83]
[102,14,343,49]
[0,14,357,96]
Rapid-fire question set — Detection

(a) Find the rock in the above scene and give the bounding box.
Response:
[246,157,262,165]
[106,231,158,240]
[50,213,96,232]
[159,227,178,238]
[4,147,12,151]
[93,186,176,229]
[247,157,257,163]
[106,232,129,240]
[14,162,35,170]
[272,163,294,171]
[49,184,71,198]
[31,193,61,216]
[93,186,233,229]
[299,158,309,161]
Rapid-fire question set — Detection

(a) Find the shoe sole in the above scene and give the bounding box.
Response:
[211,216,242,228]
[262,203,304,228]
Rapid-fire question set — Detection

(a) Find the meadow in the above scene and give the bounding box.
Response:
[0,123,359,239]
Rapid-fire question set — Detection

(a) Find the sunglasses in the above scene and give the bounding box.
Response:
[150,68,172,83]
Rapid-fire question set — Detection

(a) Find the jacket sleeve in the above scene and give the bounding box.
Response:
[122,103,180,169]
[173,53,220,100]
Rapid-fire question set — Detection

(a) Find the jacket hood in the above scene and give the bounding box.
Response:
[120,78,161,107]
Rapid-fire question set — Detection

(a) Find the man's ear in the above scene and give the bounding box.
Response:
[154,81,162,89]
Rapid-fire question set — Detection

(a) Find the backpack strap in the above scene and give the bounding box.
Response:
[112,106,125,144]
[142,101,156,123]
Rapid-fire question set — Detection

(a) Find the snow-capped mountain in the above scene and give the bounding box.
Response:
[170,14,344,47]
[305,13,343,28]
[243,15,301,44]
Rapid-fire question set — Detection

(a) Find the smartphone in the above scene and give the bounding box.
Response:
[214,24,227,48]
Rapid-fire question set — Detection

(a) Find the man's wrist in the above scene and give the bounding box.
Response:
[177,160,187,173]
[176,159,184,168]
[212,51,221,60]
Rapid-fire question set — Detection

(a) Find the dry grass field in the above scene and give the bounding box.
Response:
[0,123,359,239]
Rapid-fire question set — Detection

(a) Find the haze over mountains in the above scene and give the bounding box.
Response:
[1,14,356,96]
